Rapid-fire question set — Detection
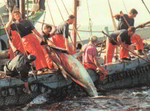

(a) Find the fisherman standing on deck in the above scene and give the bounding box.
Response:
[114,8,144,55]
[106,27,136,63]
[5,9,48,73]
[53,15,75,54]
[4,40,36,93]
[82,36,108,80]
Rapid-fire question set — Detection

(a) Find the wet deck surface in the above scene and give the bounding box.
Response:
[0,86,150,111]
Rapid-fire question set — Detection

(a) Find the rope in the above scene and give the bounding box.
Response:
[107,0,118,62]
[0,16,11,41]
[86,0,93,36]
[46,0,55,25]
[27,20,105,33]
[120,11,130,27]
[54,0,65,21]
[0,15,15,57]
[107,0,117,31]
[60,0,70,15]
[122,0,128,13]
[141,0,150,15]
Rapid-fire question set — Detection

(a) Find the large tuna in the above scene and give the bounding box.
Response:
[46,45,98,97]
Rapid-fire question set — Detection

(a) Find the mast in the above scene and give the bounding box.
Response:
[20,0,25,19]
[73,0,78,50]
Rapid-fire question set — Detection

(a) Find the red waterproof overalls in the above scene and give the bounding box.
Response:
[52,34,75,54]
[21,33,48,70]
[132,33,144,50]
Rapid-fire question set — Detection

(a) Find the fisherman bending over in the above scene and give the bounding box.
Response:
[82,36,108,80]
[40,24,56,69]
[53,15,76,54]
[114,8,144,55]
[106,27,136,63]
[4,40,36,93]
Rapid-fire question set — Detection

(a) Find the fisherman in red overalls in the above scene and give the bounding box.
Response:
[52,15,75,54]
[5,9,48,71]
[7,9,24,59]
[106,27,136,63]
[114,8,144,55]
[40,24,56,69]
[82,36,108,80]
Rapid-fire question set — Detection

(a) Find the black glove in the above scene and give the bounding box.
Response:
[40,40,47,45]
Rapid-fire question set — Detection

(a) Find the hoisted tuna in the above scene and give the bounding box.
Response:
[47,45,98,97]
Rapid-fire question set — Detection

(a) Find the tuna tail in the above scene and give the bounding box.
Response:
[85,83,98,97]
[66,55,98,97]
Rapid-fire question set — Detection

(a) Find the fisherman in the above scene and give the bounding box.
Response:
[106,26,136,63]
[5,9,48,72]
[40,24,56,69]
[114,8,144,55]
[82,36,108,80]
[53,15,76,54]
[6,9,24,59]
[4,40,36,93]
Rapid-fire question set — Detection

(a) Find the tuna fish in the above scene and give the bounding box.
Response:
[46,45,98,97]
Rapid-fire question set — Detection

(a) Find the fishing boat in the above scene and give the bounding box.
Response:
[0,0,98,107]
[0,0,150,108]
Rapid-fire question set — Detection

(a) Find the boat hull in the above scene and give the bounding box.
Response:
[0,72,72,107]
[95,54,150,91]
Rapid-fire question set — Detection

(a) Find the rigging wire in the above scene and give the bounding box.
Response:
[121,0,128,13]
[86,0,93,36]
[60,0,70,15]
[141,0,150,15]
[54,0,65,21]
[46,0,55,25]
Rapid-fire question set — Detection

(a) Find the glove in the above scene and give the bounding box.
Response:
[40,40,47,45]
